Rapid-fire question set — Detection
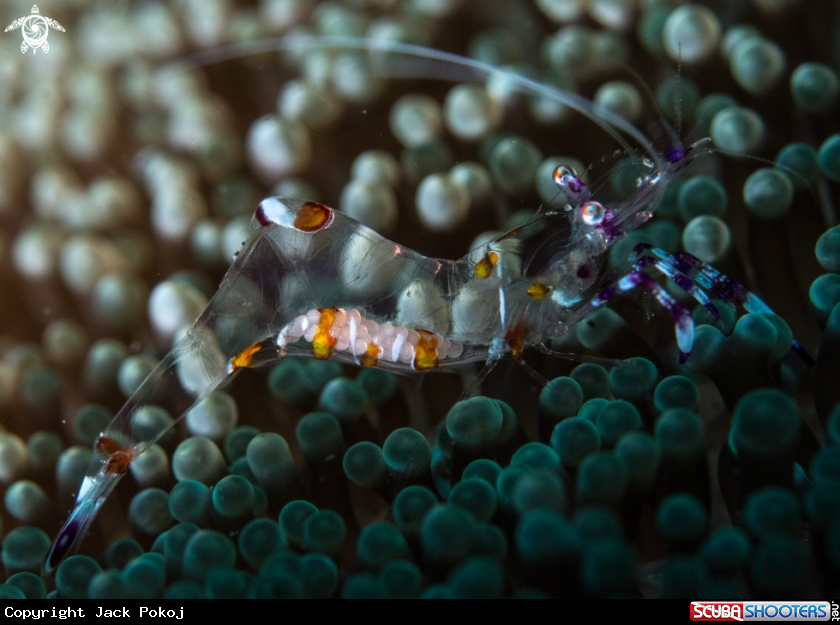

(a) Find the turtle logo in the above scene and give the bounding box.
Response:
[5,5,65,55]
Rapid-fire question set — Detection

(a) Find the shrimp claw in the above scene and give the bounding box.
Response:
[573,266,695,363]
[633,245,814,366]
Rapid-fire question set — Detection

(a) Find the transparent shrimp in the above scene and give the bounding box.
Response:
[43,36,800,572]
[41,187,691,569]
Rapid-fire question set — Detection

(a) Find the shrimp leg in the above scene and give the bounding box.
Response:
[564,268,695,363]
[634,245,813,365]
[631,245,721,318]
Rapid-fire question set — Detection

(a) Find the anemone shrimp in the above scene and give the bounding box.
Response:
[43,36,805,574]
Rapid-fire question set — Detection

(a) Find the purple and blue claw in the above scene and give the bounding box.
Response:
[625,271,696,364]
[675,309,695,365]
[633,247,721,321]
[633,244,811,366]
[591,266,697,363]
[671,271,721,320]
[632,242,654,257]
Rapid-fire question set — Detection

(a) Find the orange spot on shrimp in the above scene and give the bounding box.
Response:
[474,251,499,279]
[360,342,381,368]
[95,436,121,455]
[229,341,265,372]
[312,307,338,360]
[413,329,439,371]
[104,450,133,475]
[294,201,333,232]
[95,436,133,475]
[505,323,528,361]
[528,283,550,300]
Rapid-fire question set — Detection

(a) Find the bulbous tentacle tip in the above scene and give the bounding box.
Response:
[679,351,691,365]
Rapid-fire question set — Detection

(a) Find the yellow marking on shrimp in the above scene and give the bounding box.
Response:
[95,436,133,475]
[528,283,550,300]
[474,251,499,279]
[505,322,528,361]
[413,330,439,371]
[312,307,338,360]
[360,342,381,368]
[294,201,333,232]
[228,341,265,372]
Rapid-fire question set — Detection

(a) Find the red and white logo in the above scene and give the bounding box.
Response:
[690,602,832,622]
[691,603,744,621]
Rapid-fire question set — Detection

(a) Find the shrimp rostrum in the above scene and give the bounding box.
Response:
[45,36,800,572]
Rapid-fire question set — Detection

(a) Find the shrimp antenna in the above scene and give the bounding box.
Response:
[682,117,706,147]
[713,145,835,227]
[674,44,684,140]
[616,60,681,150]
[171,35,664,170]
[711,146,820,196]
[710,146,794,171]
[535,346,619,368]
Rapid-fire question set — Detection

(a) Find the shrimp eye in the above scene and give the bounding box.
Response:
[579,201,605,226]
[553,164,577,188]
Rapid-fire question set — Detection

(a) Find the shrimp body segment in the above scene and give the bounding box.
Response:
[46,141,797,571]
[42,191,654,571]
[43,34,809,577]
[254,196,605,367]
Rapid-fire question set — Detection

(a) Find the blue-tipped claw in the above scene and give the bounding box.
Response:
[44,471,121,576]
[44,496,100,576]
[632,244,812,366]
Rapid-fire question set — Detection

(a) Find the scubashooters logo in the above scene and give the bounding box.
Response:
[690,602,835,621]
